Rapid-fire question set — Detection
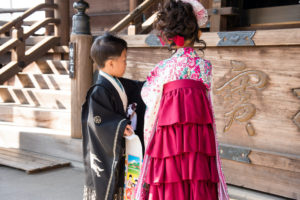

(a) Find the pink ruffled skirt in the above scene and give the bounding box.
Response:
[145,79,219,200]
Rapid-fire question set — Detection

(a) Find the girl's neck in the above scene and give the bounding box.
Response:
[176,40,194,49]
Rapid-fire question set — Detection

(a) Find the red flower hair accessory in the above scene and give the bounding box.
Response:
[169,35,185,46]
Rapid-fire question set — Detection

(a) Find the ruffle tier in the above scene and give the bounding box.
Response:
[146,123,216,158]
[157,79,213,126]
[148,180,218,200]
[145,152,219,184]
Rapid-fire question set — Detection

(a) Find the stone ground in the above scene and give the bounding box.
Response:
[0,165,288,200]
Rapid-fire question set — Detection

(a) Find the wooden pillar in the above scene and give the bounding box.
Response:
[210,0,227,32]
[54,0,70,45]
[11,26,25,63]
[70,0,92,139]
[130,0,138,11]
[45,0,54,36]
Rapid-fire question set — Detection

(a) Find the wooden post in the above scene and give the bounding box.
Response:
[11,26,25,63]
[210,0,227,32]
[130,0,138,12]
[54,0,69,45]
[45,0,54,36]
[70,0,92,139]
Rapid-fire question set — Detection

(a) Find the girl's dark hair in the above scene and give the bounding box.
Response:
[91,33,127,68]
[155,0,206,50]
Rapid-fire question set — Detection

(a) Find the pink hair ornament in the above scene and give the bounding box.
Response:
[178,0,208,27]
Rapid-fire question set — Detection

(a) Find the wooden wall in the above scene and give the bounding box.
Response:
[122,28,300,199]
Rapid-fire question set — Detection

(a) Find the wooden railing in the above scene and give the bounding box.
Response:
[0,3,58,35]
[110,0,159,34]
[109,0,240,34]
[0,3,62,84]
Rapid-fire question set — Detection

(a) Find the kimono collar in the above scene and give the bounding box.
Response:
[172,47,198,58]
[99,70,128,112]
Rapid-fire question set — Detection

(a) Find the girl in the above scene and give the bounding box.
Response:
[135,0,229,199]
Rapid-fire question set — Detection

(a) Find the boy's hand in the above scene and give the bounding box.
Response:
[124,125,134,136]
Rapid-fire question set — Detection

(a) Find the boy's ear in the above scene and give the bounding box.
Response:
[106,59,114,68]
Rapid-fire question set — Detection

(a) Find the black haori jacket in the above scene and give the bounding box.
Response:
[82,74,145,200]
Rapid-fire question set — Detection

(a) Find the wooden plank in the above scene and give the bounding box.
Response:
[247,5,300,25]
[0,147,70,174]
[122,28,300,47]
[124,46,300,155]
[249,150,300,173]
[0,123,81,163]
[0,105,70,131]
[207,46,300,156]
[228,185,287,200]
[222,159,300,199]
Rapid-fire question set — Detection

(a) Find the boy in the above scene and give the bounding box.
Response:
[82,33,145,200]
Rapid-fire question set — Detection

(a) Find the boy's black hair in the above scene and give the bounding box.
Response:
[91,33,127,68]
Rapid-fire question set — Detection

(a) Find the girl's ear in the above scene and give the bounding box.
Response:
[198,30,202,39]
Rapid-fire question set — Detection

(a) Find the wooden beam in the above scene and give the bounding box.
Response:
[249,150,300,173]
[0,147,70,174]
[121,28,300,47]
[0,8,28,13]
[0,38,20,56]
[222,159,300,199]
[247,5,300,25]
[0,62,22,85]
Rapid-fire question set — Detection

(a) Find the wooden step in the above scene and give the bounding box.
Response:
[23,60,69,75]
[0,122,82,167]
[0,147,70,174]
[0,86,70,109]
[14,73,70,90]
[0,104,70,131]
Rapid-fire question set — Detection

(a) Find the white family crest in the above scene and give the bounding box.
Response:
[90,152,104,177]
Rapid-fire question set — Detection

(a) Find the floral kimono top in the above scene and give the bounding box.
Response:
[141,47,212,146]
